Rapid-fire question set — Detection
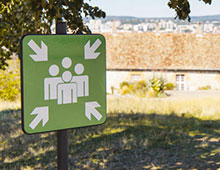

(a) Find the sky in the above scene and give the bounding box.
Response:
[85,0,220,18]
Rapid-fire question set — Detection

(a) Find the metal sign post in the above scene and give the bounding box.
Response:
[56,22,68,170]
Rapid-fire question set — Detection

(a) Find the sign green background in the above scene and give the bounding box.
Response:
[21,34,106,134]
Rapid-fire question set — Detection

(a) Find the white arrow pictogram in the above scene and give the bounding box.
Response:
[29,106,49,130]
[85,102,102,121]
[84,39,102,60]
[27,39,48,61]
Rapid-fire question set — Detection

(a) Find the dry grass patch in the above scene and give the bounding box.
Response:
[0,100,20,112]
[1,96,220,169]
[107,95,220,120]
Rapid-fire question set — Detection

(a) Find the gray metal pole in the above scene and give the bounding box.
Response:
[56,22,68,170]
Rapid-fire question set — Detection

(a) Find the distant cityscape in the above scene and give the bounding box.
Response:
[84,15,220,34]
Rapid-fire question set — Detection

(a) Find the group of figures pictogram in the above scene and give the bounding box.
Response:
[44,57,89,104]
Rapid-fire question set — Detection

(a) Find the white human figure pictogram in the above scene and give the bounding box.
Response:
[44,57,89,105]
[62,57,72,69]
[57,71,77,104]
[44,64,62,100]
[71,63,89,97]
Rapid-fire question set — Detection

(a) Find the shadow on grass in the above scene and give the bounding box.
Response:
[0,109,220,169]
[0,109,56,170]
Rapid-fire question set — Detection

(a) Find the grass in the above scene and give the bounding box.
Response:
[1,96,220,169]
[107,95,220,120]
[0,100,20,112]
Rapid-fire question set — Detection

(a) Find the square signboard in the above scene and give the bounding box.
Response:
[21,34,106,134]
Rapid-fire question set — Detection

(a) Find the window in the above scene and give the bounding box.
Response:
[176,74,185,91]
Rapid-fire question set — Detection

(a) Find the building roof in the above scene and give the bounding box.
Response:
[105,32,220,70]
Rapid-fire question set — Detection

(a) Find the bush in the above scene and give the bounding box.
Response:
[148,77,166,93]
[136,80,147,89]
[165,82,175,90]
[0,62,20,101]
[120,81,131,95]
[120,81,130,89]
[135,80,148,97]
[198,85,211,90]
[121,85,130,95]
[119,78,172,98]
[120,81,136,95]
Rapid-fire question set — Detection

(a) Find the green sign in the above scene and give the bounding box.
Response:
[21,34,106,134]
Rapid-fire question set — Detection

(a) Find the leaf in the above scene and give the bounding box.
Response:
[167,0,211,22]
[0,0,106,70]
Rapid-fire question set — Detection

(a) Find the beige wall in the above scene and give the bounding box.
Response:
[107,71,129,93]
[107,70,220,93]
[185,72,220,90]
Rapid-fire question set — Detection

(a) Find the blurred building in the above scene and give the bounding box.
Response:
[105,32,220,93]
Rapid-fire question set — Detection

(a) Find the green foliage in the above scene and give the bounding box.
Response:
[0,67,20,101]
[165,82,175,90]
[168,0,212,22]
[148,77,166,94]
[120,81,135,95]
[135,80,148,97]
[120,78,170,97]
[121,85,131,95]
[0,60,20,101]
[136,80,147,90]
[0,0,105,70]
[120,81,130,89]
[198,85,211,90]
[0,0,213,70]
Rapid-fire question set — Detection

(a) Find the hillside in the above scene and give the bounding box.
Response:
[84,15,220,23]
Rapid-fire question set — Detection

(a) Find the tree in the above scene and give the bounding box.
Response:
[0,0,105,70]
[0,0,212,70]
[168,0,212,21]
